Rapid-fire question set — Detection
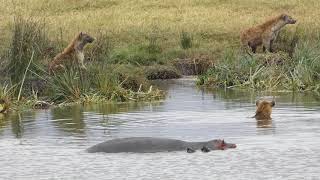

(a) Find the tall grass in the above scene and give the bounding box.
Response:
[47,63,164,104]
[198,30,320,92]
[0,16,165,109]
[1,1,320,109]
[180,31,193,49]
[7,16,54,85]
[1,0,319,59]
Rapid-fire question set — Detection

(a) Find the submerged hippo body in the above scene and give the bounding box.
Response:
[86,137,236,153]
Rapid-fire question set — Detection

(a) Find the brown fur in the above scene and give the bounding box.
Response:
[0,99,9,114]
[254,99,275,120]
[240,14,296,53]
[48,32,94,73]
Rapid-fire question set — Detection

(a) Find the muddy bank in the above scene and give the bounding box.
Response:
[144,65,181,80]
[172,55,214,75]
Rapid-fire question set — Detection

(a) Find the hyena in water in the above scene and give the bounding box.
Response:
[240,14,296,53]
[254,99,275,120]
[48,32,94,73]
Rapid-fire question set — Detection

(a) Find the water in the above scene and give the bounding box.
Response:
[0,77,319,180]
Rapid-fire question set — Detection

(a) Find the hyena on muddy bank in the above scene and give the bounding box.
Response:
[240,14,296,53]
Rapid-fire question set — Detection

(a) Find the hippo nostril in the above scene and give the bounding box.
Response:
[230,144,237,148]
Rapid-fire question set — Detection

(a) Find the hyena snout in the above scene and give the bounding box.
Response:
[283,14,297,24]
[80,32,95,43]
[85,36,95,43]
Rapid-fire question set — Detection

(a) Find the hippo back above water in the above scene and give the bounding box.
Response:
[86,137,236,153]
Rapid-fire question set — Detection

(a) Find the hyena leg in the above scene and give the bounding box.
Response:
[263,40,271,53]
[248,42,256,53]
[269,40,274,53]
[76,51,87,69]
[251,46,257,53]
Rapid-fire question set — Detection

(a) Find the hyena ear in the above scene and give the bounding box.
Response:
[256,100,261,106]
[79,32,83,37]
[280,14,287,20]
[271,100,275,107]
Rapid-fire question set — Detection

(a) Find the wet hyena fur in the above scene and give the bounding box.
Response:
[254,99,275,120]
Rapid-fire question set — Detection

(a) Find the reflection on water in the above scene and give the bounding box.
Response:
[256,119,273,128]
[0,77,319,180]
[51,105,86,134]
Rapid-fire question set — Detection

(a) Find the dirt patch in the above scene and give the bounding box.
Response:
[172,55,214,75]
[145,65,181,80]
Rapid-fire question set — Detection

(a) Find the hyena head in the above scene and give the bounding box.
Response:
[78,32,95,44]
[280,14,297,24]
[255,99,275,120]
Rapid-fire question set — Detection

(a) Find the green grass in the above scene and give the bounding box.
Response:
[0,16,165,110]
[1,0,320,110]
[2,0,319,56]
[198,30,320,92]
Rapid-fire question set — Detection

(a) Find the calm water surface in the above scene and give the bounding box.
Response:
[0,77,319,180]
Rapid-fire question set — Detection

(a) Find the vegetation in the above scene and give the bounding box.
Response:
[1,0,320,110]
[198,29,320,92]
[0,16,165,110]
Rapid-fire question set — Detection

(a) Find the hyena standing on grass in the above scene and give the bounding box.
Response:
[240,14,296,53]
[48,32,94,73]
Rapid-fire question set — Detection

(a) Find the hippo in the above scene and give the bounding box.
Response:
[86,137,236,153]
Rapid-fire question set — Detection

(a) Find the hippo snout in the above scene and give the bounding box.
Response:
[220,139,237,150]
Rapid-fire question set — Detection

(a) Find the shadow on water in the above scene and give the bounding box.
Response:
[50,101,164,136]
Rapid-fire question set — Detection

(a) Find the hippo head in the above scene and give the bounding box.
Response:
[206,139,237,150]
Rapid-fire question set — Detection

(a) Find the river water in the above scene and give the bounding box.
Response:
[0,77,319,180]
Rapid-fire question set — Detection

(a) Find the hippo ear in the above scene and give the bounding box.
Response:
[271,100,275,107]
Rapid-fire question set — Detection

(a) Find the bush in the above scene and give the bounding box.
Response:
[145,65,181,80]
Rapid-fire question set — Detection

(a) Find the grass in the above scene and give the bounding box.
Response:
[2,0,319,56]
[198,29,320,92]
[0,16,165,110]
[1,0,320,110]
